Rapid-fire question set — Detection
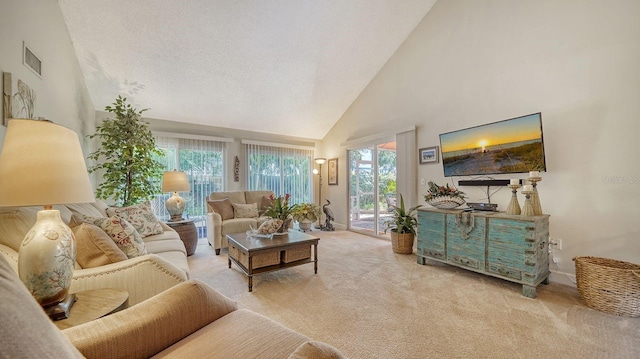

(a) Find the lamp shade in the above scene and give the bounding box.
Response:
[315,158,326,165]
[162,170,190,193]
[0,119,95,206]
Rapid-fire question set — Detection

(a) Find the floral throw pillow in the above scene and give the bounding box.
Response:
[73,215,147,258]
[106,201,163,238]
[233,203,259,219]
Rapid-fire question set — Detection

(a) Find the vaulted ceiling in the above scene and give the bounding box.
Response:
[59,0,437,139]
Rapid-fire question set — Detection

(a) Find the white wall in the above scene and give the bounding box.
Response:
[321,0,640,285]
[0,0,95,153]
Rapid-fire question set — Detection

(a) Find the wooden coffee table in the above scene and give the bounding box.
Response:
[226,230,319,292]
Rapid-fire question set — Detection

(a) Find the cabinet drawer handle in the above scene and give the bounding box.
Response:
[525,260,535,266]
[525,237,535,243]
[526,226,535,231]
[525,250,535,255]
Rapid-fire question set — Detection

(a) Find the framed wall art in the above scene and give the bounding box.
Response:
[2,72,11,126]
[328,158,338,185]
[419,146,439,164]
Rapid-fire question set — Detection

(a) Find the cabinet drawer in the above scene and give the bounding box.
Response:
[487,263,522,280]
[450,255,479,270]
[418,248,445,260]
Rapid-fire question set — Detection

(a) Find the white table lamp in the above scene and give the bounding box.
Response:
[0,119,95,319]
[162,170,190,221]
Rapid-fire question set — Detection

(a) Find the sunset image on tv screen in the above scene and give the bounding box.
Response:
[439,113,546,177]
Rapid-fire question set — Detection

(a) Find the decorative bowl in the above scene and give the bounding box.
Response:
[426,196,466,209]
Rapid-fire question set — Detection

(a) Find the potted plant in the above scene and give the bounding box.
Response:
[384,194,422,254]
[292,203,320,231]
[263,194,295,234]
[423,181,466,209]
[87,96,164,206]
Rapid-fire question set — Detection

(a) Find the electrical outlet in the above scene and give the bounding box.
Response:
[420,178,426,186]
[549,237,563,250]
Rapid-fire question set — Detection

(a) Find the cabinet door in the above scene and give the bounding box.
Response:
[487,218,537,283]
[417,211,446,260]
[446,214,486,270]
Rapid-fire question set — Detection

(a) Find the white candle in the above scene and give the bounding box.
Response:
[510,179,519,186]
[522,185,533,192]
[529,171,539,178]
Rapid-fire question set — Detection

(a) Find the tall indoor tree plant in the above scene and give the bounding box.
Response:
[88,96,163,206]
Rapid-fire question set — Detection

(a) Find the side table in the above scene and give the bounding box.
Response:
[54,288,129,329]
[165,219,198,256]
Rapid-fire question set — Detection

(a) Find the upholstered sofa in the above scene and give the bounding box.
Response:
[206,190,274,255]
[0,254,347,359]
[0,201,189,305]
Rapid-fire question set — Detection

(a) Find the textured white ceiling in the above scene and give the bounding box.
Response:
[58,0,436,139]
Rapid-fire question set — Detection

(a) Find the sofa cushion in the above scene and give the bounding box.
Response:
[288,341,347,359]
[142,229,181,243]
[145,239,187,256]
[74,215,147,259]
[106,201,164,238]
[245,190,275,210]
[72,223,128,268]
[261,195,274,213]
[0,205,73,252]
[154,309,310,358]
[208,198,234,220]
[208,191,246,205]
[0,256,84,358]
[233,202,259,219]
[66,203,104,218]
[222,218,258,234]
[154,251,190,275]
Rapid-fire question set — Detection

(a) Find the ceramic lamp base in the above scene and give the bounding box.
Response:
[166,192,186,221]
[19,209,76,309]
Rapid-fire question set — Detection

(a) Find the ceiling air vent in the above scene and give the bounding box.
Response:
[23,42,42,78]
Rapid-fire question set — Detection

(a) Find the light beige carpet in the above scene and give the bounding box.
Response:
[187,231,640,359]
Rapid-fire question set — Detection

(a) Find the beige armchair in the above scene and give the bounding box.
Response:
[206,190,274,254]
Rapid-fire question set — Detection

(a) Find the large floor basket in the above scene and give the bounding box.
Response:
[574,256,640,317]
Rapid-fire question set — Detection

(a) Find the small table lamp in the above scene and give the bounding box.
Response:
[162,170,190,221]
[0,119,95,319]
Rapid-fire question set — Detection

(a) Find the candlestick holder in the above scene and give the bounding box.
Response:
[528,176,543,215]
[521,190,535,216]
[506,184,521,215]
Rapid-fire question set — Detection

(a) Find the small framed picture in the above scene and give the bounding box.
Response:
[328,158,338,185]
[419,146,439,164]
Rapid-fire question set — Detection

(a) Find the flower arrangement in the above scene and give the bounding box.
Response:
[263,194,294,221]
[424,181,466,209]
[291,203,320,222]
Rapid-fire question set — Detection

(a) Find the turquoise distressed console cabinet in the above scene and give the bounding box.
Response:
[417,208,550,298]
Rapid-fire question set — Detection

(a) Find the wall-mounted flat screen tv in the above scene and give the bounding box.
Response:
[439,113,546,177]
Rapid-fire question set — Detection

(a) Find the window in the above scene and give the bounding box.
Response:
[245,141,314,204]
[153,135,226,234]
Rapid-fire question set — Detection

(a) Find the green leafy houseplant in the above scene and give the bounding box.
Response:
[87,96,164,206]
[291,203,320,222]
[385,194,423,235]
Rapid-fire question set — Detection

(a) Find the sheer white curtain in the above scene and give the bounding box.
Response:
[153,135,226,234]
[244,142,314,204]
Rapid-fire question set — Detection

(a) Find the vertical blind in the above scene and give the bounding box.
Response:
[153,135,226,221]
[245,142,314,204]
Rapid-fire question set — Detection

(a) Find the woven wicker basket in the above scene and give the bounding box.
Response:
[574,256,640,317]
[426,196,465,209]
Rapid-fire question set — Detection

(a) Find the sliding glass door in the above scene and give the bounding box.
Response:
[348,142,396,236]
